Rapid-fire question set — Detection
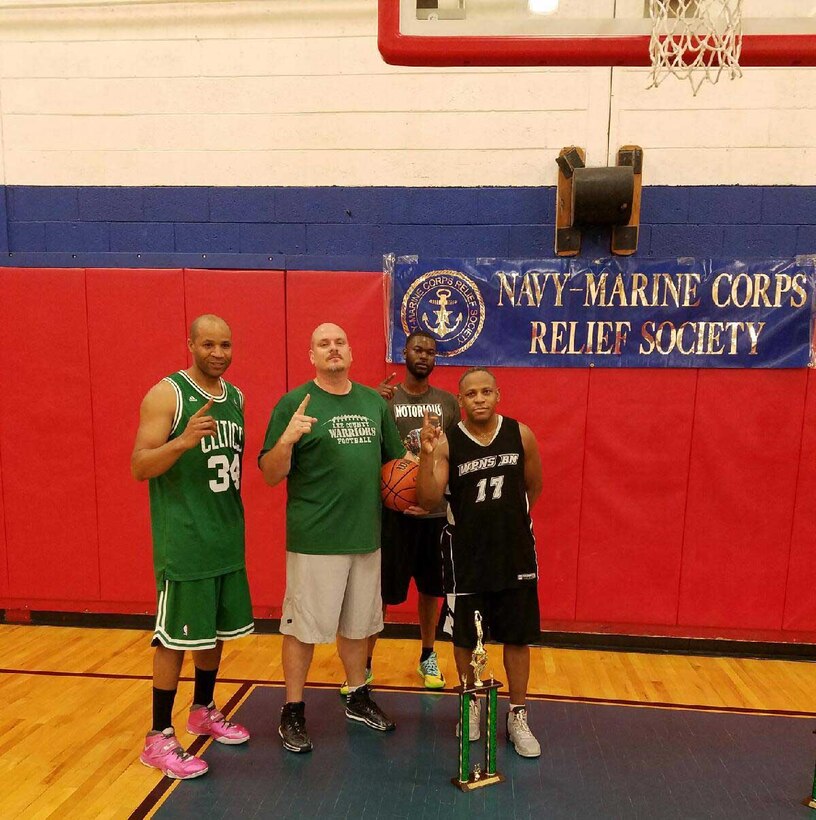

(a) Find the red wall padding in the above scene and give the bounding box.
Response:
[284,270,389,390]
[783,368,816,630]
[87,269,186,603]
[2,267,816,639]
[1,269,100,600]
[0,453,7,599]
[678,370,807,630]
[576,370,698,625]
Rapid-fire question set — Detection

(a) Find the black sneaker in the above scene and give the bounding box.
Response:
[345,685,396,731]
[279,701,313,753]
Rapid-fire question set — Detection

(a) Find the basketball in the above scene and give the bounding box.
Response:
[381,458,419,513]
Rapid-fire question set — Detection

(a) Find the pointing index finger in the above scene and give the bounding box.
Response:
[295,393,311,415]
[193,397,214,417]
[384,372,397,384]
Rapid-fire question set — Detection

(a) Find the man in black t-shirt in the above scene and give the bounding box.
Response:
[360,331,458,692]
[416,367,543,758]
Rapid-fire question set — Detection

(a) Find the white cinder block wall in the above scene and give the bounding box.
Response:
[1,0,814,188]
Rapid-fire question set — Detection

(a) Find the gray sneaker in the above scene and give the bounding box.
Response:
[455,697,481,742]
[507,707,540,757]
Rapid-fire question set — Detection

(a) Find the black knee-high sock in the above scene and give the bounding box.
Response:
[152,687,177,732]
[193,666,218,708]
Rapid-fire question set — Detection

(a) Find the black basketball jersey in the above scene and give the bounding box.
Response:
[442,416,537,594]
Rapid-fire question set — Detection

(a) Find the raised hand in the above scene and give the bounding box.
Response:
[281,394,318,445]
[179,398,217,449]
[377,372,398,401]
[419,410,443,455]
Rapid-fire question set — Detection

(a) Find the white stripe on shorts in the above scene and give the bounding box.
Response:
[216,622,255,640]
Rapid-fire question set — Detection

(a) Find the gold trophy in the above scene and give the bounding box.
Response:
[452,611,505,791]
[470,611,488,686]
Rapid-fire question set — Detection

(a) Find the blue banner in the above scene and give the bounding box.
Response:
[385,256,816,368]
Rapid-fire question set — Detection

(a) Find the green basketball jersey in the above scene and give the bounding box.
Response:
[149,370,246,586]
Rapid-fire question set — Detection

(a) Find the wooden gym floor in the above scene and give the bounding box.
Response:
[2,624,816,818]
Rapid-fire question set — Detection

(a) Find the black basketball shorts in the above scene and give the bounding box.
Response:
[442,585,540,648]
[380,507,445,605]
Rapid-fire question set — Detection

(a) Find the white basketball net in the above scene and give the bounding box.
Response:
[649,0,743,95]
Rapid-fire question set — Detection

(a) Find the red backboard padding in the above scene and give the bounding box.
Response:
[86,268,186,604]
[184,269,288,613]
[1,268,100,599]
[3,266,816,641]
[678,369,807,630]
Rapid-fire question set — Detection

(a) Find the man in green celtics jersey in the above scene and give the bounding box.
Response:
[132,314,253,781]
[259,322,406,754]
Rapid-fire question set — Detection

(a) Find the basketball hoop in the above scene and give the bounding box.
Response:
[649,0,743,95]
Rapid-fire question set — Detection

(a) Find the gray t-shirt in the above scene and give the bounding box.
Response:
[388,383,460,518]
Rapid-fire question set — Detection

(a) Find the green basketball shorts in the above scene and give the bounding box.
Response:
[152,568,254,650]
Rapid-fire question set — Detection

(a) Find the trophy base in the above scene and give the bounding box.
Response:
[451,773,505,792]
[804,796,816,809]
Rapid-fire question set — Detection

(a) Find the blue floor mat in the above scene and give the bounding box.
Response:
[154,685,815,819]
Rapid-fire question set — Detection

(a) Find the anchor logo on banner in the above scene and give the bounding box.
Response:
[401,269,486,358]
[424,288,463,337]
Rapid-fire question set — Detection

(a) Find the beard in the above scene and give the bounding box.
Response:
[406,359,433,380]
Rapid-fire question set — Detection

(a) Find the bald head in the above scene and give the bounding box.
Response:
[310,322,348,350]
[187,314,233,380]
[309,322,352,376]
[190,314,231,343]
[457,367,500,425]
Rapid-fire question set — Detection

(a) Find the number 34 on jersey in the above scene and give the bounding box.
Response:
[201,420,243,493]
[208,453,241,492]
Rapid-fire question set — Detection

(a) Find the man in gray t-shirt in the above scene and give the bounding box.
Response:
[365,330,459,691]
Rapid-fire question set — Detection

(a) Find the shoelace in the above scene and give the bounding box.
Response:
[511,710,533,737]
[158,737,193,761]
[171,746,194,761]
[284,710,306,729]
[288,717,308,737]
[211,711,238,730]
[202,708,238,732]
[220,719,241,732]
[423,655,441,676]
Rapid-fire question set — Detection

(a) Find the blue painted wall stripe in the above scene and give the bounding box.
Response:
[1,185,815,269]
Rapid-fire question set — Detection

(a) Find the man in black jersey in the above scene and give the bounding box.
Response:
[416,367,543,758]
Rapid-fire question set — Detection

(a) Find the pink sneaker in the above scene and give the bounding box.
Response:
[140,729,208,780]
[187,705,250,745]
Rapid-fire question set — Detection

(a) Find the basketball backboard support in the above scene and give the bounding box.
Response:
[378,0,816,67]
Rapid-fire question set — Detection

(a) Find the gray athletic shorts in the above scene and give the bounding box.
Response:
[280,550,384,644]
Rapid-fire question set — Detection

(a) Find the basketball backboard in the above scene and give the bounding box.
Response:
[378,0,816,67]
